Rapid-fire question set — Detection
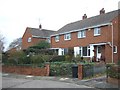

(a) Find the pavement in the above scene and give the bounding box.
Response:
[1,73,119,89]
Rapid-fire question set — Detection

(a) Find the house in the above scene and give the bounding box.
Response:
[22,25,55,50]
[51,8,120,64]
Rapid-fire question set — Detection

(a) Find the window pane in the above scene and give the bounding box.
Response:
[79,47,82,56]
[28,37,31,42]
[98,46,101,53]
[88,49,90,56]
[64,33,71,40]
[83,47,87,56]
[64,48,68,55]
[113,46,117,53]
[94,28,101,35]
[55,36,59,41]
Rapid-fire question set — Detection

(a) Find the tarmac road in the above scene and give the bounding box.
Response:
[2,77,91,88]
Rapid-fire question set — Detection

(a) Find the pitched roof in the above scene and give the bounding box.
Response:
[52,9,119,35]
[27,27,55,37]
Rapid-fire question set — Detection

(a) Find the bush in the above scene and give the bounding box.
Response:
[106,63,120,79]
[49,55,65,62]
[50,62,75,77]
[2,52,8,63]
[6,51,28,65]
[30,54,44,67]
[117,60,120,65]
[82,64,94,78]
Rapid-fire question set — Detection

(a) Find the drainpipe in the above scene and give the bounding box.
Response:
[111,23,114,63]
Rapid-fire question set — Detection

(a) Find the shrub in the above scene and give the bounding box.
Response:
[30,54,44,67]
[49,55,65,62]
[6,51,27,65]
[65,55,72,62]
[50,62,75,77]
[117,60,120,65]
[106,63,120,79]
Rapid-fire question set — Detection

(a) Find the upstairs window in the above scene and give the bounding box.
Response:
[94,28,101,36]
[64,33,71,40]
[55,35,59,42]
[78,30,86,38]
[28,37,32,42]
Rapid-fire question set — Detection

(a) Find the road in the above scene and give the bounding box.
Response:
[2,77,91,88]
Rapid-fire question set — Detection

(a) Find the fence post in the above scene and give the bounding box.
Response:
[78,64,83,80]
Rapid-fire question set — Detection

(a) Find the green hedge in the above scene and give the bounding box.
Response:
[106,64,120,79]
[50,62,75,77]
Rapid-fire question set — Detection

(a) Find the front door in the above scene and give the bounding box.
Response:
[96,46,102,61]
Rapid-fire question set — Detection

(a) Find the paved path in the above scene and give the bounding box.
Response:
[2,73,119,89]
[2,75,91,88]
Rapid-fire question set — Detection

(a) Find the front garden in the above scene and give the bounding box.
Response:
[2,41,119,80]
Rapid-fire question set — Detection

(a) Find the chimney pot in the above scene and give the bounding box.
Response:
[100,8,105,14]
[82,14,87,20]
[39,24,42,30]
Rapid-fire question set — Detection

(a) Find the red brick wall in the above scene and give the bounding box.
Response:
[112,16,120,63]
[2,65,50,76]
[22,28,47,50]
[118,15,120,63]
[51,25,111,48]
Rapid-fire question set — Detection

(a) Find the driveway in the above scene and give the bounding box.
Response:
[2,77,91,88]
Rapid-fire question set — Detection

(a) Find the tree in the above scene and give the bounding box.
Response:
[0,33,4,53]
[30,41,50,49]
[8,37,22,50]
[25,41,50,55]
[0,33,5,63]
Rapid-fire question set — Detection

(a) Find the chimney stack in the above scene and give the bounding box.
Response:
[82,14,87,20]
[39,24,42,30]
[100,8,105,15]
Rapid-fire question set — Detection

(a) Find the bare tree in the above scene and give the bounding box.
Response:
[0,33,4,53]
[8,37,22,50]
[0,33,5,63]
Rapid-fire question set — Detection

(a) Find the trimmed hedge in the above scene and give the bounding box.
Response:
[50,62,75,77]
[106,64,120,79]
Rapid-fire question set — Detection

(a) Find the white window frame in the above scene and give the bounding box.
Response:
[28,37,32,42]
[64,33,71,40]
[55,35,59,42]
[78,30,86,38]
[94,28,101,36]
[79,46,90,57]
[113,45,117,53]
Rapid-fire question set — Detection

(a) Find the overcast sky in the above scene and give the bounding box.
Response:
[0,0,119,50]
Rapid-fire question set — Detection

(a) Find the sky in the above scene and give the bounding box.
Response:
[0,0,119,50]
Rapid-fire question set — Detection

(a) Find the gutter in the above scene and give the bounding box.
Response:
[32,35,49,39]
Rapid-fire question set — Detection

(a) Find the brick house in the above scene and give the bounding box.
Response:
[51,9,120,64]
[22,26,55,50]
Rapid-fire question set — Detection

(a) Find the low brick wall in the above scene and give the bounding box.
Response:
[107,77,120,86]
[2,64,50,76]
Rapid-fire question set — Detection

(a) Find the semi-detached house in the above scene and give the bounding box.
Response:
[22,26,55,50]
[51,9,120,64]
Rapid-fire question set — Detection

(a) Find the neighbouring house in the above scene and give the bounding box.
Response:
[51,8,120,64]
[22,25,55,50]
